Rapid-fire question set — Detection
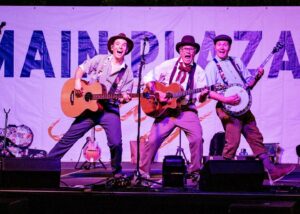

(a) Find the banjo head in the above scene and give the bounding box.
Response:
[223,84,252,116]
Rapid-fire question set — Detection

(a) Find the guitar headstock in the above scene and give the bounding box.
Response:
[272,42,284,54]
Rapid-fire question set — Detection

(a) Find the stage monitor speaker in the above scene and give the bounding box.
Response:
[0,157,61,188]
[199,160,265,192]
[162,155,186,188]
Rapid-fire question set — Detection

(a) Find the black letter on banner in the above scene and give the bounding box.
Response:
[131,31,159,77]
[21,31,55,78]
[61,31,71,78]
[197,31,216,69]
[269,31,300,79]
[165,31,174,60]
[0,30,14,77]
[234,31,262,75]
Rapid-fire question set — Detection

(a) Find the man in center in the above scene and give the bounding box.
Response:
[139,35,209,181]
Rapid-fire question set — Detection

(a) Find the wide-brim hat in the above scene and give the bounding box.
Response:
[176,35,200,54]
[107,33,134,55]
[213,34,232,45]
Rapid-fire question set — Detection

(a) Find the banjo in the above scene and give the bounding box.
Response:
[221,42,284,116]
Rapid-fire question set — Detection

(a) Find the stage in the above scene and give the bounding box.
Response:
[1,161,300,214]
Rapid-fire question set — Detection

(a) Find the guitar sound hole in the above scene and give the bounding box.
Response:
[143,92,150,99]
[85,92,92,102]
[165,92,173,99]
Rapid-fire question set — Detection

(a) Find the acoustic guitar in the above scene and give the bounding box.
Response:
[61,78,149,118]
[140,81,225,118]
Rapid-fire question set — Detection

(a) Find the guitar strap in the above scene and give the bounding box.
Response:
[213,58,229,86]
[214,57,248,86]
[169,58,181,85]
[213,58,231,111]
[228,57,247,85]
[108,64,128,94]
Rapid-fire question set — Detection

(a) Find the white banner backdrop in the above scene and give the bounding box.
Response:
[0,6,300,163]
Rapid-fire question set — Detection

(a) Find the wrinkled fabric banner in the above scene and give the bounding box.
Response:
[0,6,300,163]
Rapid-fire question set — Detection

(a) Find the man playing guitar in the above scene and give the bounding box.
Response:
[205,34,295,182]
[48,33,134,177]
[139,35,221,184]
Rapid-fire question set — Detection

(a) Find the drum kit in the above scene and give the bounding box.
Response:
[0,108,34,157]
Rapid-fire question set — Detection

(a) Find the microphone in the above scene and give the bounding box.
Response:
[0,22,6,28]
[143,36,149,41]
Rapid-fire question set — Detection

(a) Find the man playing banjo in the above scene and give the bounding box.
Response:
[204,34,295,182]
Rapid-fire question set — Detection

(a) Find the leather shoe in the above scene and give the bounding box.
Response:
[269,164,296,182]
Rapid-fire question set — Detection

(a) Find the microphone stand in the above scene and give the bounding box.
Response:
[135,38,147,179]
[135,37,161,187]
[134,38,161,188]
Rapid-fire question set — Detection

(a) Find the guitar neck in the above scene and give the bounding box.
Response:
[91,127,96,141]
[259,52,273,69]
[92,93,139,100]
[251,46,281,89]
[256,43,282,76]
[172,85,216,98]
[253,51,274,81]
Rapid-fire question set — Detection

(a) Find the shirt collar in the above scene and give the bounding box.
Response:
[215,55,230,61]
[108,55,126,69]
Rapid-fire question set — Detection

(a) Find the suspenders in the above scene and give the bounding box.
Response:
[213,57,247,85]
[169,59,196,102]
[108,64,128,94]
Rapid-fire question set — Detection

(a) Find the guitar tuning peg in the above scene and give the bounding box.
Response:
[273,42,284,53]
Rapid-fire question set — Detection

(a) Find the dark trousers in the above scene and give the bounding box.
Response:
[216,106,266,159]
[48,106,123,174]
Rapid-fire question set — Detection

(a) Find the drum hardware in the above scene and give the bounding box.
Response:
[0,108,14,157]
[0,109,34,157]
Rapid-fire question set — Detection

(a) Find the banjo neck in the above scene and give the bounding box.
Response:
[251,42,284,89]
[222,42,284,116]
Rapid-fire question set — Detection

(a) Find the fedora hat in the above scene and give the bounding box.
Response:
[176,35,200,54]
[107,33,134,55]
[213,34,232,45]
